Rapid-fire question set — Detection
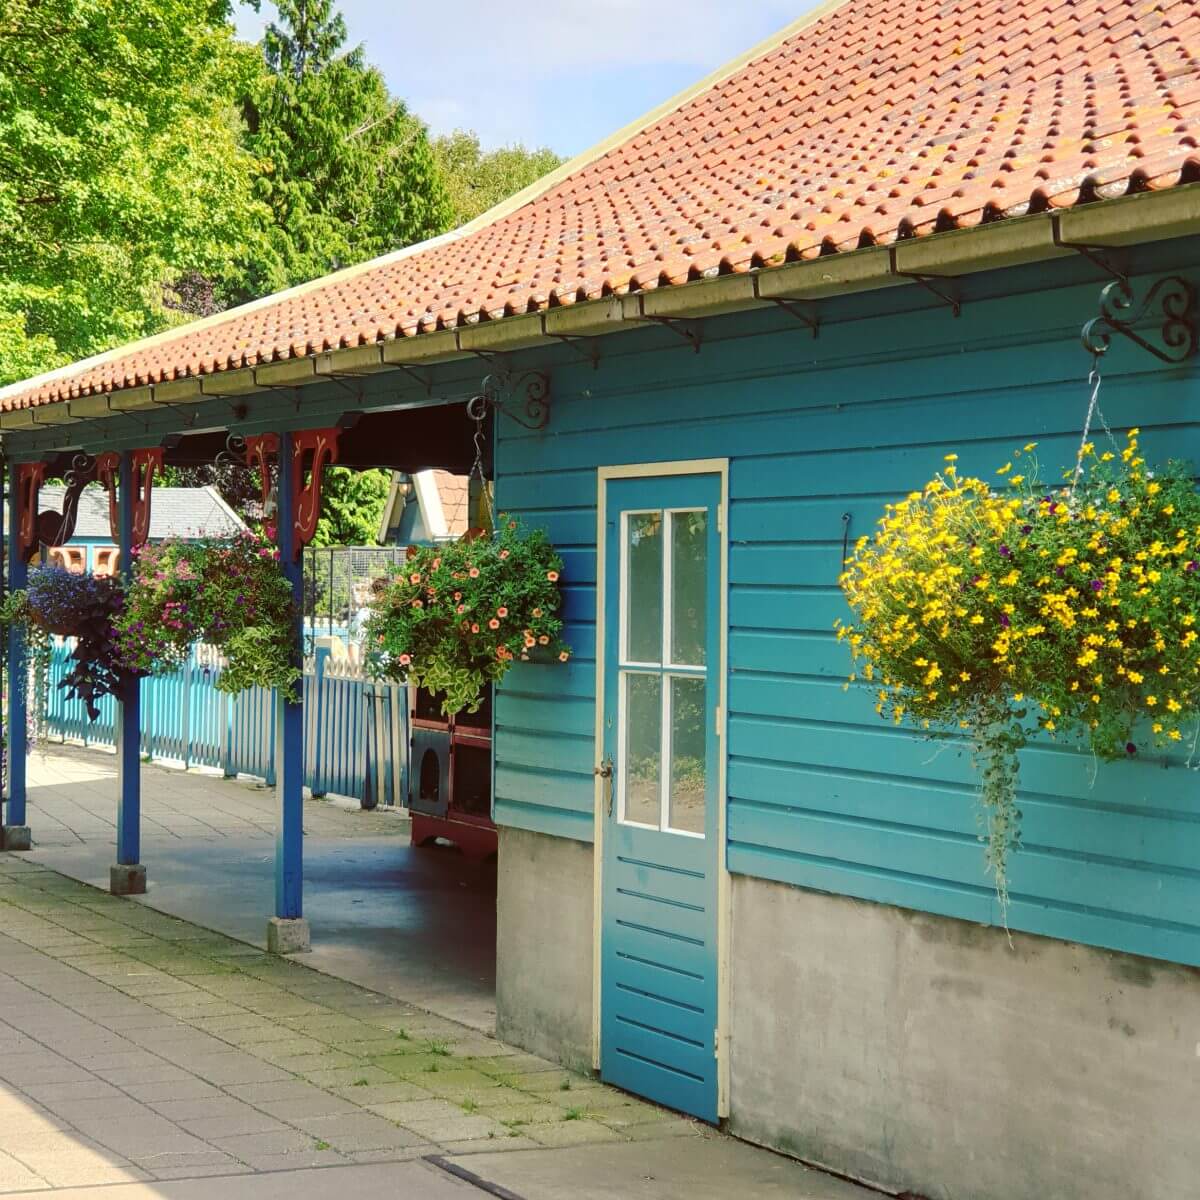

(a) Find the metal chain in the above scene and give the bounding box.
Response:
[466,394,494,529]
[1069,354,1103,501]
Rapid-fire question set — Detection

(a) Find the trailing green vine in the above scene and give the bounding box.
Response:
[838,430,1200,908]
[115,532,300,699]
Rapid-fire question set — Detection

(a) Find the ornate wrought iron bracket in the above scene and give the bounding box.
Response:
[215,431,248,471]
[15,461,47,563]
[476,371,551,431]
[769,297,820,339]
[1080,275,1198,364]
[39,454,97,547]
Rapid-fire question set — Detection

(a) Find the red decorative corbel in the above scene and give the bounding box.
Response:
[244,433,279,511]
[242,429,339,559]
[94,448,163,546]
[15,462,47,563]
[94,453,121,541]
[291,428,340,558]
[130,448,163,546]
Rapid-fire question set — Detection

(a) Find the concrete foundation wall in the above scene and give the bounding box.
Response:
[496,827,594,1071]
[728,875,1200,1200]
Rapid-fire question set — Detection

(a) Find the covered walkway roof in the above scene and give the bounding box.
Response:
[3,0,1199,420]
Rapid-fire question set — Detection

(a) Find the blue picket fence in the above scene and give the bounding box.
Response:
[42,640,408,806]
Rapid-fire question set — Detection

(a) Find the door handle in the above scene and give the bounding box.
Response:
[594,757,614,817]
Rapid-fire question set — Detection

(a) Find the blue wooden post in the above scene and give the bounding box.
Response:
[3,461,31,851]
[268,430,309,953]
[111,451,145,894]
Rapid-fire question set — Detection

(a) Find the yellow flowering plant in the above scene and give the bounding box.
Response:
[838,430,1200,907]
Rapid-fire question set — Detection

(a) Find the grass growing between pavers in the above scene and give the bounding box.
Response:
[0,854,702,1187]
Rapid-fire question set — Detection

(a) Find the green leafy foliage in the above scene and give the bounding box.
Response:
[839,431,1200,905]
[0,567,128,723]
[433,131,561,226]
[311,467,391,547]
[115,532,299,698]
[364,517,570,714]
[231,0,450,300]
[0,0,267,383]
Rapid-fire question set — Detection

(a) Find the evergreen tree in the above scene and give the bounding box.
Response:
[232,0,451,301]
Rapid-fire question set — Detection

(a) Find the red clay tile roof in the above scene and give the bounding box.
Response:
[431,471,470,537]
[5,0,1200,411]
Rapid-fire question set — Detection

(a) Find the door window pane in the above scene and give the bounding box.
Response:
[668,675,707,835]
[625,512,663,663]
[670,511,707,666]
[623,672,662,826]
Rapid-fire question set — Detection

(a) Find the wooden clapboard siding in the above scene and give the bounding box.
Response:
[493,237,1200,966]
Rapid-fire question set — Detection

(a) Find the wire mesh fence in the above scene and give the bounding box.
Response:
[303,545,408,654]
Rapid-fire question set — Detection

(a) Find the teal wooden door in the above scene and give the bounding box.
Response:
[599,471,722,1123]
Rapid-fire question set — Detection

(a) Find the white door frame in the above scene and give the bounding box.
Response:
[592,458,731,1118]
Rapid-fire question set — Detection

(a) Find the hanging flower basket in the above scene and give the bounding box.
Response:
[0,566,129,722]
[837,429,1200,907]
[364,515,571,714]
[115,531,300,699]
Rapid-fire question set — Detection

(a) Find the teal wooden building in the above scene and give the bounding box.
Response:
[2,2,1198,1197]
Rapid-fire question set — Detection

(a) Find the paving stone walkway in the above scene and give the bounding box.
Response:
[0,853,701,1191]
[22,745,404,848]
[1,749,877,1198]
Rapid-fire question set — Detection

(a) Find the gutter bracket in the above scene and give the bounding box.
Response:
[888,247,961,317]
[321,372,366,405]
[642,315,703,353]
[549,334,600,370]
[1051,215,1129,286]
[388,364,433,396]
[768,297,820,339]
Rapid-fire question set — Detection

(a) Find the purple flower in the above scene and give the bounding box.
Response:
[1125,742,1137,756]
[1090,580,1103,592]
[999,544,1011,558]
[1021,524,1033,535]
[999,613,1011,628]
[1188,562,1198,573]
[1055,566,1065,577]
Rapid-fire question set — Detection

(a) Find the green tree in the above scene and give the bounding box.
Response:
[312,467,391,547]
[433,131,561,227]
[0,0,267,383]
[234,0,450,300]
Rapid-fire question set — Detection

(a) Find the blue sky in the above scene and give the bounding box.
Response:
[234,2,813,157]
